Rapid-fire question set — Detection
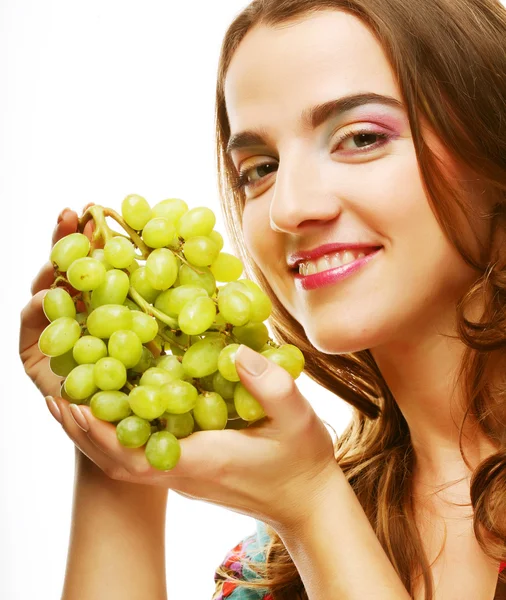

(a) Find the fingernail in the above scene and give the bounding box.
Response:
[69,404,89,432]
[235,345,269,377]
[45,396,62,423]
[57,208,71,223]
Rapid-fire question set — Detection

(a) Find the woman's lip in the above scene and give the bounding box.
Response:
[293,248,382,291]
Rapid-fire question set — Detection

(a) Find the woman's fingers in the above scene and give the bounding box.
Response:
[31,263,55,296]
[234,345,314,431]
[73,403,161,479]
[30,210,79,295]
[51,209,78,247]
[51,397,135,481]
[19,290,49,356]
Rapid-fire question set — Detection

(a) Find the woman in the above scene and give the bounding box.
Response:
[19,0,506,599]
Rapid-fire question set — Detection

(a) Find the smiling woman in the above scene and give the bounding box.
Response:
[212,0,506,599]
[16,0,506,599]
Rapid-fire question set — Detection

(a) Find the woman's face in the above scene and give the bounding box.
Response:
[224,10,479,354]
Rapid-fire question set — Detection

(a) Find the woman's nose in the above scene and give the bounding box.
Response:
[269,155,341,234]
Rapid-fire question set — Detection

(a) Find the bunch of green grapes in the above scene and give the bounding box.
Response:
[38,194,305,471]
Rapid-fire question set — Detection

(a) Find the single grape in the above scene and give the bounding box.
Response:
[90,269,130,309]
[208,230,224,252]
[155,285,207,318]
[142,217,176,248]
[181,337,226,378]
[212,371,237,399]
[38,317,81,357]
[73,335,108,364]
[94,357,127,391]
[130,345,155,374]
[145,431,181,471]
[154,355,185,380]
[121,194,152,230]
[234,383,266,422]
[192,392,228,430]
[217,290,251,326]
[128,385,166,420]
[152,198,188,223]
[160,379,198,414]
[139,367,175,387]
[178,296,216,335]
[104,236,136,269]
[182,236,220,267]
[49,350,78,377]
[130,267,160,304]
[108,330,143,369]
[86,304,133,338]
[159,412,194,439]
[261,345,305,379]
[43,288,76,321]
[65,364,99,401]
[116,415,151,448]
[239,280,273,322]
[232,322,269,351]
[177,206,216,240]
[210,252,244,282]
[130,310,158,343]
[178,264,216,296]
[67,257,107,291]
[91,248,113,271]
[218,344,240,382]
[145,248,178,290]
[50,233,90,272]
[90,390,131,422]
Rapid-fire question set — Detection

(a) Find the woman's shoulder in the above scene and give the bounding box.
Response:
[212,520,273,600]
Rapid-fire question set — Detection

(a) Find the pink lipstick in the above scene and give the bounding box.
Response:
[294,248,382,291]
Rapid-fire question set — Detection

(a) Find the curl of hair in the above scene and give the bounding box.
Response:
[213,1,506,598]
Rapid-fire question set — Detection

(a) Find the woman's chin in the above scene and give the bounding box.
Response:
[303,325,379,356]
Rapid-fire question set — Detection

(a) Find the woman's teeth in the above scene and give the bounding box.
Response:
[298,250,366,276]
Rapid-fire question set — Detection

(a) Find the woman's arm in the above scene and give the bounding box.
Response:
[61,449,169,600]
[277,465,411,600]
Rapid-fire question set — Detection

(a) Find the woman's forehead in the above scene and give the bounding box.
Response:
[224,10,401,133]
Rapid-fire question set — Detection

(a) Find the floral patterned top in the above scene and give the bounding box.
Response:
[212,520,273,600]
[212,520,506,600]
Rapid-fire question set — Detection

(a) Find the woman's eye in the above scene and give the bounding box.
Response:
[334,130,390,152]
[232,162,278,192]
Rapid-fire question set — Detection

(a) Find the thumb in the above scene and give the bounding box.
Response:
[234,344,311,426]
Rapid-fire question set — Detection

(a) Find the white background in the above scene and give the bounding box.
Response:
[0,1,354,598]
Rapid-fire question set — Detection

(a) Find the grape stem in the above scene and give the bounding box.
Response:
[221,329,242,345]
[102,208,151,258]
[82,291,92,314]
[127,286,179,329]
[173,250,204,273]
[51,275,70,289]
[157,328,188,352]
[78,205,114,245]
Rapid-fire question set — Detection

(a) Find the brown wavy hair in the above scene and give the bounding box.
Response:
[213,0,506,598]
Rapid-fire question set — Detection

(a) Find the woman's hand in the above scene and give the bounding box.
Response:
[19,208,81,399]
[20,207,340,533]
[45,347,340,533]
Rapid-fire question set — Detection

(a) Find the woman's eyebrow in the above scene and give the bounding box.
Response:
[226,92,404,156]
